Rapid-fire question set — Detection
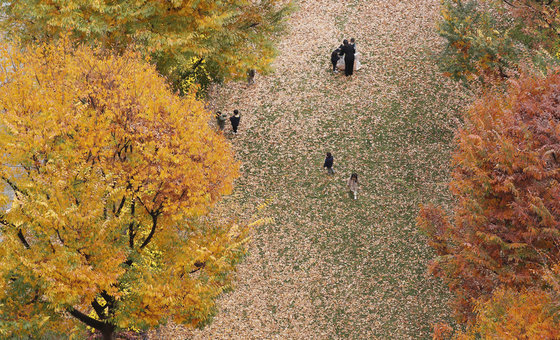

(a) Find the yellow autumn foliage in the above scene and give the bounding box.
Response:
[0,39,246,338]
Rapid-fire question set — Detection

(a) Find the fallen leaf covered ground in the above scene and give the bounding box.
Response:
[152,0,472,338]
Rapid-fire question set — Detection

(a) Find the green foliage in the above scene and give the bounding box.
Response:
[177,57,215,98]
[496,0,560,53]
[0,0,293,88]
[437,0,559,85]
[438,0,518,84]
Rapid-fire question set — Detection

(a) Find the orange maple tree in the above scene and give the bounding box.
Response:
[418,71,560,321]
[0,40,245,339]
[456,287,560,339]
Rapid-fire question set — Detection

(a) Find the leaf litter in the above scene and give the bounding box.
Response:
[151,0,472,338]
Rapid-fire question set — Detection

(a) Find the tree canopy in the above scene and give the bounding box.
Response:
[437,0,560,85]
[456,287,560,339]
[418,71,560,322]
[0,0,291,86]
[0,40,246,339]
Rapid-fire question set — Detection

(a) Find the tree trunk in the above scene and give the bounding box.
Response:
[67,308,116,340]
[101,324,116,340]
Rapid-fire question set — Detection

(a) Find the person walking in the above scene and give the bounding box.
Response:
[324,152,334,175]
[230,109,241,134]
[339,39,355,76]
[347,173,359,199]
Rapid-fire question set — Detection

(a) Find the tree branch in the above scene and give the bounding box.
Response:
[0,213,14,229]
[190,261,206,273]
[139,213,159,249]
[191,57,205,72]
[55,229,65,245]
[67,308,106,331]
[91,298,107,320]
[1,212,31,249]
[17,229,30,249]
[128,222,135,249]
[115,196,126,216]
[2,176,28,198]
[100,291,115,311]
[501,0,516,7]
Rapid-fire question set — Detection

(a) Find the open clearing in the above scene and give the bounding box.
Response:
[154,0,470,338]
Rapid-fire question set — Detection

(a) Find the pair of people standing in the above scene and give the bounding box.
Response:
[331,38,357,76]
[216,109,241,134]
[323,152,360,199]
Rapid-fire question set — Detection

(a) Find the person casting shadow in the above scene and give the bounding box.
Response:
[339,39,355,76]
[230,109,241,134]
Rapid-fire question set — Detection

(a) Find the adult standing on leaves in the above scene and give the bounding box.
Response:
[324,152,334,175]
[247,69,256,84]
[350,38,362,71]
[339,39,355,77]
[230,109,241,134]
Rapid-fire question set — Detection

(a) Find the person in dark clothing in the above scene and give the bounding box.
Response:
[230,109,241,134]
[324,152,334,175]
[330,48,341,73]
[339,39,355,76]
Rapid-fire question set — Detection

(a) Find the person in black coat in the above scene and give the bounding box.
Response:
[330,48,341,73]
[339,39,355,76]
[230,109,241,134]
[323,152,334,174]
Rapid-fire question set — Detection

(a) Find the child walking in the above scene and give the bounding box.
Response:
[330,48,341,73]
[348,173,359,199]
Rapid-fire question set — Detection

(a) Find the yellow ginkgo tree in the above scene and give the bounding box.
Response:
[0,40,246,339]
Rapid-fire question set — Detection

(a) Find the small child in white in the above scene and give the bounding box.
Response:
[348,173,359,199]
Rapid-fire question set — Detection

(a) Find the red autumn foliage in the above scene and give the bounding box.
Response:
[418,70,560,322]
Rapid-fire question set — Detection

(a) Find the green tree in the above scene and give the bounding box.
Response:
[496,0,560,53]
[0,0,292,87]
[438,0,519,84]
[437,0,558,85]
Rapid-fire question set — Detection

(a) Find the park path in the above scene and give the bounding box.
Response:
[154,0,470,339]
